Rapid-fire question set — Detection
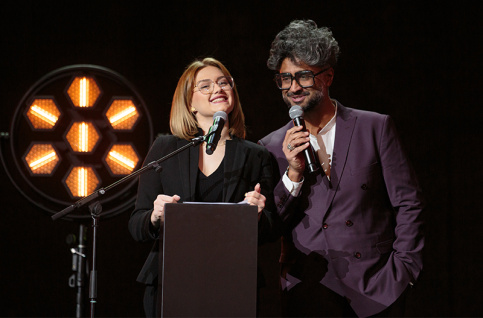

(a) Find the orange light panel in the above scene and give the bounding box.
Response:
[67,76,101,107]
[26,99,61,129]
[105,144,139,175]
[65,121,100,153]
[105,99,140,130]
[64,166,99,198]
[24,143,60,175]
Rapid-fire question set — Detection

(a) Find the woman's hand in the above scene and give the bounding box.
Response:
[151,194,181,226]
[244,183,266,219]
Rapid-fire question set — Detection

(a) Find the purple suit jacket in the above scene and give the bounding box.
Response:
[259,101,425,317]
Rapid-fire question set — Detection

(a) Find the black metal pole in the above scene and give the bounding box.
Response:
[88,202,102,318]
[76,223,87,318]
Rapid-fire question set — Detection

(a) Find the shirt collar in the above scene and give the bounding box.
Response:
[318,100,337,135]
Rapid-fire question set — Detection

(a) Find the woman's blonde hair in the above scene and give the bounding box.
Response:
[170,57,246,140]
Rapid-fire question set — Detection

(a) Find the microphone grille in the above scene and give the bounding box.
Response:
[289,105,303,119]
[213,111,228,121]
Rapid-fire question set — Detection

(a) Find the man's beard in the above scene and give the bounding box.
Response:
[283,90,323,114]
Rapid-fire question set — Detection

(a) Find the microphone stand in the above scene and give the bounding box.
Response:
[68,223,87,318]
[51,135,205,318]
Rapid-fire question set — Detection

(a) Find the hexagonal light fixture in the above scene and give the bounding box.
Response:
[23,143,60,175]
[67,76,101,108]
[2,64,153,220]
[65,121,100,153]
[64,166,100,198]
[105,99,140,130]
[104,144,140,175]
[25,98,61,130]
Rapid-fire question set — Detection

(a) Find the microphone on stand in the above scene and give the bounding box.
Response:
[205,111,227,155]
[289,105,319,173]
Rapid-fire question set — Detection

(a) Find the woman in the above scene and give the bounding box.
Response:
[128,57,278,317]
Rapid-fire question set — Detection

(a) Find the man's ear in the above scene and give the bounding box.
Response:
[325,67,335,87]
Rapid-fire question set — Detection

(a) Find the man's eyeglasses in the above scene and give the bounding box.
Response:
[274,68,329,90]
[194,76,234,95]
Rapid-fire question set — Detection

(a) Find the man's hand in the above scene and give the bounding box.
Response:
[282,125,310,182]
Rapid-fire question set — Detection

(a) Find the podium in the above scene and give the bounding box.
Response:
[160,203,258,317]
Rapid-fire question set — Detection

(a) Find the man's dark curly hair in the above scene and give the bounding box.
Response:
[267,20,340,71]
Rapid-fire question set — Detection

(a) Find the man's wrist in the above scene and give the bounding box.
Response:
[283,167,304,197]
[287,166,303,182]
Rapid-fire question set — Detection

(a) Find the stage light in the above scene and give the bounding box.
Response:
[64,166,100,198]
[23,143,60,175]
[25,98,61,129]
[1,64,154,220]
[105,99,140,130]
[65,121,100,153]
[67,76,101,108]
[104,144,140,175]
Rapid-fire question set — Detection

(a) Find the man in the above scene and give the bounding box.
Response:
[258,20,425,317]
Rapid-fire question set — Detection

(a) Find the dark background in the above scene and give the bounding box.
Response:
[1,1,481,317]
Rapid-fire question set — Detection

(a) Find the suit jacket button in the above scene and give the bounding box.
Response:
[322,223,328,229]
[345,220,353,227]
[354,252,362,259]
[361,184,368,190]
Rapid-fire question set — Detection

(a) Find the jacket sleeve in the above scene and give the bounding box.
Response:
[379,115,425,283]
[128,137,165,243]
[255,145,283,245]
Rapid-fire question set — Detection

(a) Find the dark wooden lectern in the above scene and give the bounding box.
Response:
[160,203,258,317]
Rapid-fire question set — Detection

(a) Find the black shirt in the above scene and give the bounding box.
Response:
[194,158,224,202]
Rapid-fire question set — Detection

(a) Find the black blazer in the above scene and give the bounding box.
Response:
[128,134,279,284]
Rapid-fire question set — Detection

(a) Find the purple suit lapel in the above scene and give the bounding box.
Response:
[325,104,357,212]
[298,104,357,223]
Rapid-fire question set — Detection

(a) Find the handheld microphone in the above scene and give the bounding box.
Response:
[289,105,319,173]
[205,111,228,155]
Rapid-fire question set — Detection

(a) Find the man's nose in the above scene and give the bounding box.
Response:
[289,78,303,92]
